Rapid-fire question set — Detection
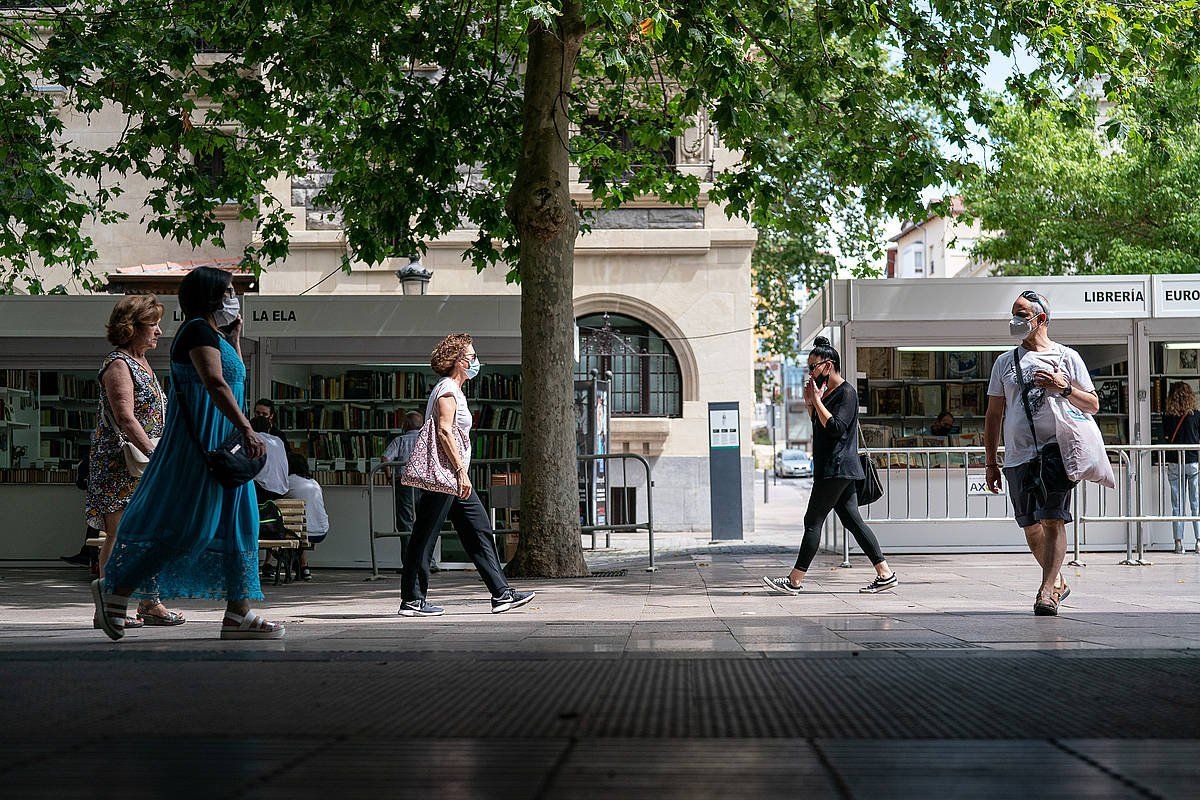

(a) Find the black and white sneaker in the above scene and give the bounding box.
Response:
[860,573,898,593]
[762,576,804,595]
[491,589,535,614]
[398,600,444,617]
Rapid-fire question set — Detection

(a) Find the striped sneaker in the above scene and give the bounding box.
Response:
[762,576,804,595]
[860,573,898,593]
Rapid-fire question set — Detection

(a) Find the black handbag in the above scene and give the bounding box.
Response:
[170,322,265,489]
[856,426,884,506]
[1013,347,1075,502]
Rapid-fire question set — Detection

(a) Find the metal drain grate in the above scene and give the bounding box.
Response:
[585,569,628,578]
[858,641,982,650]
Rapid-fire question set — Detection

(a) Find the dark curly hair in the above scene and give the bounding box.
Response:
[105,294,164,347]
[430,333,473,377]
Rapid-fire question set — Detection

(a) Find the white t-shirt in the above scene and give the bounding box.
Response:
[253,432,290,495]
[426,377,473,465]
[285,474,329,534]
[987,343,1095,467]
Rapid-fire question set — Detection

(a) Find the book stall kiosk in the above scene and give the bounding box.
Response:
[0,294,522,569]
[800,275,1200,554]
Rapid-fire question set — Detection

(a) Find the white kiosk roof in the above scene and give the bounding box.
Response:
[801,274,1200,347]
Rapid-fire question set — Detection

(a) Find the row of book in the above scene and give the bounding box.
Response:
[274,403,522,431]
[865,384,987,417]
[39,439,87,460]
[0,370,32,392]
[38,373,100,401]
[274,371,523,403]
[39,408,97,430]
[858,348,999,381]
[0,468,74,484]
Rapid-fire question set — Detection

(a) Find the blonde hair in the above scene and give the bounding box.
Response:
[430,333,473,376]
[105,294,164,347]
[1165,381,1197,418]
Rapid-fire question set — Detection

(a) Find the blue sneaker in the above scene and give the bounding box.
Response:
[491,588,535,614]
[398,600,444,617]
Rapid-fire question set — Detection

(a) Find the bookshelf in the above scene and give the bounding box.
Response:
[856,345,1131,449]
[0,369,101,482]
[268,363,523,495]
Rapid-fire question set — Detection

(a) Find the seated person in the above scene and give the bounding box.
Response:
[383,411,424,532]
[285,451,330,581]
[250,415,290,500]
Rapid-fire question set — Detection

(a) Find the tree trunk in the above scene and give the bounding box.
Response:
[503,6,589,578]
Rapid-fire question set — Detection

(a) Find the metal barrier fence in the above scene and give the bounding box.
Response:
[364,452,657,579]
[821,444,1200,567]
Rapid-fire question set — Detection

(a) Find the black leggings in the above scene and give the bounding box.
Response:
[794,478,886,572]
[401,489,509,603]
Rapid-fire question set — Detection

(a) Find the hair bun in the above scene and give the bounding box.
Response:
[813,336,831,347]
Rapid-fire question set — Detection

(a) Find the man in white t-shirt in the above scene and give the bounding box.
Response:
[985,291,1100,616]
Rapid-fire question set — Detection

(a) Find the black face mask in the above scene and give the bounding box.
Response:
[813,370,829,389]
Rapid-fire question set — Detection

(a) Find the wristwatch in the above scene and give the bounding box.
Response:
[1060,385,1073,398]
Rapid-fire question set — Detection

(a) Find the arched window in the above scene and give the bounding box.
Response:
[575,313,682,417]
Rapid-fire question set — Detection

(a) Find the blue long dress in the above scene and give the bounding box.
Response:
[104,319,262,601]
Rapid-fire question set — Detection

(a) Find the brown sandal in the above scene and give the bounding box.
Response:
[1034,590,1059,617]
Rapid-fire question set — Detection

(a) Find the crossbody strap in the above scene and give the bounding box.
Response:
[1169,412,1187,443]
[1012,347,1042,449]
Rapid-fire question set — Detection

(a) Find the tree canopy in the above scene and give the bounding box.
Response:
[969,82,1200,275]
[3,1,1197,290]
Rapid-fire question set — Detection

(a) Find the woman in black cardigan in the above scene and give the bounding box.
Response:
[763,337,896,595]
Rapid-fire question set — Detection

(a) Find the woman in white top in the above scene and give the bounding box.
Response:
[398,333,535,617]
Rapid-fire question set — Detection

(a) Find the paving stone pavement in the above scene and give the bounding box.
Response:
[2,547,1199,798]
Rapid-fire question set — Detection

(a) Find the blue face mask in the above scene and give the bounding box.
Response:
[465,356,481,379]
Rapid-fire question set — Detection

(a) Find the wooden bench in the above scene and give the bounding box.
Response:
[258,498,310,584]
[83,498,311,585]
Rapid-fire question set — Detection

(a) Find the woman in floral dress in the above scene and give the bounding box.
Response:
[86,295,184,626]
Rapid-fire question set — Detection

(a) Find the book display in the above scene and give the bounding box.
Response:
[270,363,523,496]
[0,369,101,484]
[1150,343,1200,442]
[855,345,1132,452]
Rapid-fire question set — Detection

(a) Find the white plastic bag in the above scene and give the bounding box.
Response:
[1052,399,1116,488]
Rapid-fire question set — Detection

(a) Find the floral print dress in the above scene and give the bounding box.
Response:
[85,351,166,530]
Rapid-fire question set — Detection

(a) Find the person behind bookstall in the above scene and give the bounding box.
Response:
[924,411,959,438]
[985,290,1098,616]
[762,336,898,597]
[285,451,330,581]
[84,294,184,629]
[398,333,535,617]
[383,411,424,532]
[91,266,283,641]
[252,397,286,441]
[1161,381,1200,553]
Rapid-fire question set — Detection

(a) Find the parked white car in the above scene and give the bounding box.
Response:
[774,449,813,478]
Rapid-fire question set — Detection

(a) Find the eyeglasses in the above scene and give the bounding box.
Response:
[809,359,833,370]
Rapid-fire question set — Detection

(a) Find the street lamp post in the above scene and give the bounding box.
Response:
[396,255,433,295]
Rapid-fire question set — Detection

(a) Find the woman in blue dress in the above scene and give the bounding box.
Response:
[91,267,285,640]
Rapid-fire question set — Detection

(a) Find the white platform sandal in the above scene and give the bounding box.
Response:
[90,579,128,642]
[220,610,286,640]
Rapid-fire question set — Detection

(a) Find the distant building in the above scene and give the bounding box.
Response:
[888,196,988,279]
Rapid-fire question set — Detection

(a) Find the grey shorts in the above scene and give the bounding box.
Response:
[1004,462,1073,529]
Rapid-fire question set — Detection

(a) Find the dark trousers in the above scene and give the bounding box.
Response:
[393,477,418,532]
[794,477,886,572]
[401,489,508,603]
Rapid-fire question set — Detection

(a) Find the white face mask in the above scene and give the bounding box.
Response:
[213,295,240,327]
[465,356,481,379]
[1009,313,1040,339]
